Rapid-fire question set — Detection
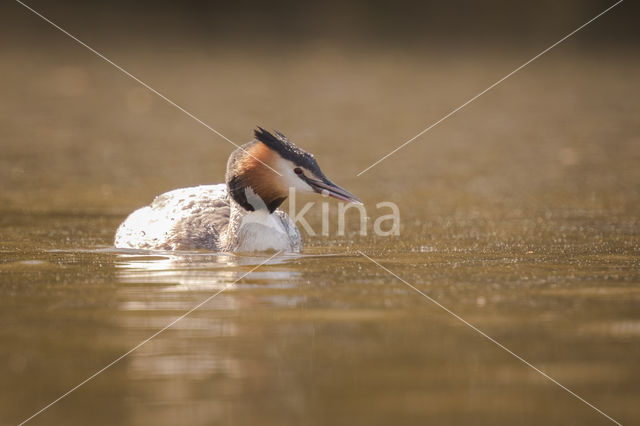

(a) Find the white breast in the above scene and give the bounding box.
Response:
[233,210,298,252]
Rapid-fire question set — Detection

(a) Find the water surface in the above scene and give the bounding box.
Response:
[1,44,639,425]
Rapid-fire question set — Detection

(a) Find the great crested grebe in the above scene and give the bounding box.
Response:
[114,128,361,252]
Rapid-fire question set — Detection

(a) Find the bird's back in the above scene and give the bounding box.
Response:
[114,184,230,250]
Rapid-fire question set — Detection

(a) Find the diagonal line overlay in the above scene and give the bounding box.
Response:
[15,0,282,176]
[358,251,622,425]
[18,251,282,426]
[356,0,623,176]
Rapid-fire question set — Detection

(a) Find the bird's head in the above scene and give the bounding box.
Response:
[226,127,361,213]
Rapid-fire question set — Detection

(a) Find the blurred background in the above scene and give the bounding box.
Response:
[1,1,639,425]
[1,0,638,216]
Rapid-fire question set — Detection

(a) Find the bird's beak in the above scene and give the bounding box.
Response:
[303,176,363,205]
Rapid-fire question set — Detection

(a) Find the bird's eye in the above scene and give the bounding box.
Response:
[294,167,303,175]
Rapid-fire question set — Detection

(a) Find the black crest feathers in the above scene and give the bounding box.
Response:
[253,127,324,177]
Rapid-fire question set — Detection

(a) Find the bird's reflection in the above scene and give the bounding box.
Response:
[115,251,300,290]
[112,250,304,382]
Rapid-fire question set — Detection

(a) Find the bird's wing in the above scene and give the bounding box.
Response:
[114,184,229,250]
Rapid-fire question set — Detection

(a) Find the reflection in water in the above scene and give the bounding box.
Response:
[2,239,639,425]
[115,251,300,289]
[106,247,640,425]
[112,251,309,425]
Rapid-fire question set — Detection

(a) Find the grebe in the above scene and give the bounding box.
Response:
[114,128,361,252]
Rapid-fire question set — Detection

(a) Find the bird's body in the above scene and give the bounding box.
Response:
[114,184,301,252]
[114,128,360,252]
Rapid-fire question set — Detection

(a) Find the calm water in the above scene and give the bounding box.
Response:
[1,43,639,425]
